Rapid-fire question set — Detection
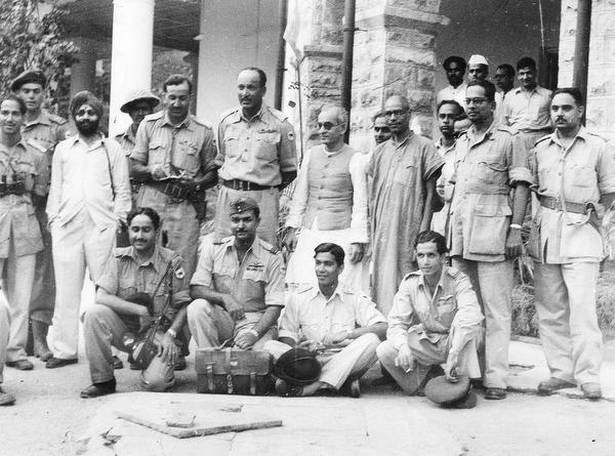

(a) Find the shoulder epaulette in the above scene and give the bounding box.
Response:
[114,246,132,258]
[212,235,233,246]
[402,271,421,281]
[586,130,607,142]
[296,284,314,294]
[267,106,288,122]
[48,113,67,125]
[143,111,163,122]
[534,134,552,147]
[190,115,212,129]
[496,125,517,135]
[219,107,238,123]
[259,238,280,254]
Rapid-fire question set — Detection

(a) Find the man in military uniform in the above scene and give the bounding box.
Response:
[114,89,160,156]
[265,242,386,398]
[129,75,218,281]
[530,88,615,400]
[449,80,532,400]
[188,198,285,350]
[11,70,67,362]
[80,207,190,398]
[377,231,483,397]
[214,67,297,245]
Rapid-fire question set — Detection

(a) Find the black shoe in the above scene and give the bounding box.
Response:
[6,359,34,371]
[112,356,124,370]
[340,379,361,398]
[174,356,187,371]
[485,387,507,400]
[46,357,78,369]
[537,377,576,396]
[274,378,303,397]
[80,378,116,398]
[0,387,16,406]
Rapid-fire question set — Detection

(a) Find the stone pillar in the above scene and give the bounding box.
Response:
[351,0,448,147]
[70,36,98,98]
[559,0,615,143]
[108,0,155,135]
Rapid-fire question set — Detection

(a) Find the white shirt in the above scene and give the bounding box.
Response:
[47,135,131,228]
[436,82,468,109]
[279,285,386,343]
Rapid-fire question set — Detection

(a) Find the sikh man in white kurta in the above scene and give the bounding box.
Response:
[46,91,131,368]
[265,242,386,397]
[283,105,368,293]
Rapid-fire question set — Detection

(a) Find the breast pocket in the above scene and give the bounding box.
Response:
[177,140,200,172]
[148,141,166,165]
[436,295,457,328]
[223,134,240,159]
[393,163,417,186]
[254,132,280,162]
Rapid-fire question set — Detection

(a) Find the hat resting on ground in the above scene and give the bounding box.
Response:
[424,374,473,407]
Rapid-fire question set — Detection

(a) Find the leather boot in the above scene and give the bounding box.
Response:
[32,320,53,362]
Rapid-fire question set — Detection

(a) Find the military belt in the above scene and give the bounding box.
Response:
[222,179,276,192]
[0,182,26,197]
[539,195,593,215]
[150,181,191,201]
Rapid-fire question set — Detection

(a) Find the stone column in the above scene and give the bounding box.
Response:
[70,36,98,98]
[351,0,448,147]
[108,0,155,135]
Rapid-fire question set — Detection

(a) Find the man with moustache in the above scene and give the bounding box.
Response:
[130,75,217,281]
[436,56,468,108]
[449,80,532,399]
[431,100,464,236]
[0,95,47,371]
[503,57,553,151]
[214,67,297,245]
[11,70,67,362]
[46,91,132,368]
[188,198,285,351]
[367,95,444,316]
[530,88,615,400]
[80,207,190,397]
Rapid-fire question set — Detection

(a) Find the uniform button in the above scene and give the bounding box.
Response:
[244,149,248,152]
[557,172,561,176]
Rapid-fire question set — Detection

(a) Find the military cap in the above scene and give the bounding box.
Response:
[120,89,160,113]
[229,197,260,215]
[424,374,472,406]
[468,54,489,67]
[10,69,47,91]
[274,348,321,386]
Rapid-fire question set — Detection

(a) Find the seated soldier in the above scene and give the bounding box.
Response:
[377,231,484,394]
[80,207,190,398]
[0,295,15,405]
[187,198,285,350]
[265,242,387,397]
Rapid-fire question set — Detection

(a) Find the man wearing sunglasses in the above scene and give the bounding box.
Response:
[283,105,369,292]
[448,80,532,400]
[367,95,444,316]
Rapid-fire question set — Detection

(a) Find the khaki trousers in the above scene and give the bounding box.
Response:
[534,261,602,385]
[1,251,36,362]
[265,333,381,390]
[187,298,276,349]
[377,330,482,395]
[0,299,9,382]
[214,185,280,246]
[50,210,116,360]
[452,258,513,388]
[84,303,175,391]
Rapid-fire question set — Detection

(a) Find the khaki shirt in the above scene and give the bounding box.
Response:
[450,122,533,262]
[216,104,297,186]
[386,266,483,353]
[503,85,552,132]
[130,111,217,206]
[0,140,44,257]
[279,284,386,344]
[114,126,137,157]
[190,235,285,312]
[531,127,615,263]
[97,245,190,326]
[21,110,67,154]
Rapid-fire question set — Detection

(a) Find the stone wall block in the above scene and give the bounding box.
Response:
[407,89,434,112]
[386,27,436,48]
[386,45,436,67]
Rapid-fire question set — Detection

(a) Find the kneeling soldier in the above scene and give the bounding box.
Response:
[81,208,190,398]
[377,231,484,395]
[265,242,387,397]
[188,198,285,350]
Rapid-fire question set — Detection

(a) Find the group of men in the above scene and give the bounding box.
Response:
[0,51,611,407]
